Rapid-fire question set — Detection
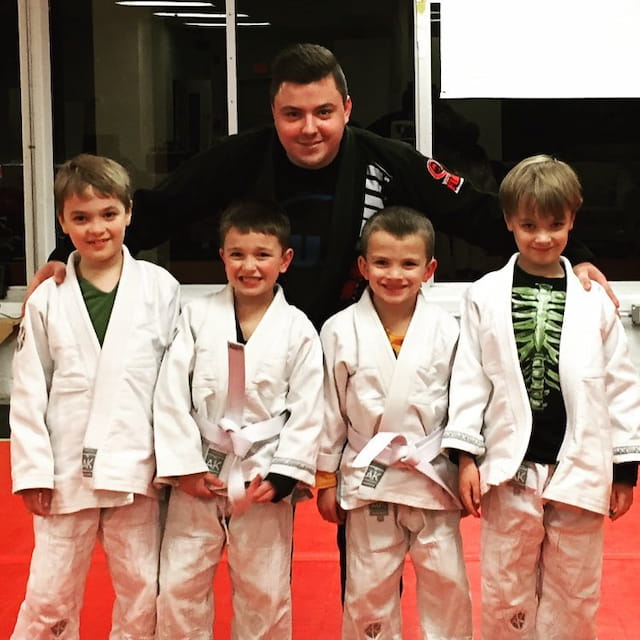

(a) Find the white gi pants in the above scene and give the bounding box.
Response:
[156,488,293,640]
[11,495,160,640]
[342,503,472,640]
[481,463,604,640]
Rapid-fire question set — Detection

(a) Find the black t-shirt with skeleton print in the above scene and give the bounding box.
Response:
[512,263,567,464]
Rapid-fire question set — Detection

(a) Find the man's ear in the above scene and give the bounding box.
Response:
[344,96,353,124]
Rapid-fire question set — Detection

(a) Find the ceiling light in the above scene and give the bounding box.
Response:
[155,12,248,17]
[185,22,270,27]
[117,2,214,7]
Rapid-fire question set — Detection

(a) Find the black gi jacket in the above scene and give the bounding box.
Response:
[51,125,592,327]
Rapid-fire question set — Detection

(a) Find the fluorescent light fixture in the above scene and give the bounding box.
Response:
[185,21,270,27]
[155,11,248,17]
[117,1,214,6]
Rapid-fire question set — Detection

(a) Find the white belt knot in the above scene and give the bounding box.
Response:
[192,410,287,507]
[348,428,461,507]
[218,417,253,458]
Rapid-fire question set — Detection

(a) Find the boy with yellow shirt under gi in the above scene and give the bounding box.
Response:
[317,205,472,640]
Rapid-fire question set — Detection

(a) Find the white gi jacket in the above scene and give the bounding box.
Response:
[10,248,180,514]
[153,284,323,491]
[442,254,640,515]
[318,287,461,511]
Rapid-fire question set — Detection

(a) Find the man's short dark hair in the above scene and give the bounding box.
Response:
[269,43,349,104]
[219,199,291,249]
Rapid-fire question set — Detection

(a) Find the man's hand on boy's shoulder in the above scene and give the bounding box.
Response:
[573,262,619,308]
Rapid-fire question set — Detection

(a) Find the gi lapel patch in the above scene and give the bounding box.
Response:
[82,447,97,477]
[205,448,226,476]
[511,463,529,494]
[361,461,386,489]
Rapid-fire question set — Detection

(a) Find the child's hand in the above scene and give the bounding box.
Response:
[20,488,52,516]
[458,454,481,518]
[317,486,345,524]
[246,475,276,504]
[609,482,634,521]
[178,471,223,498]
[228,475,272,516]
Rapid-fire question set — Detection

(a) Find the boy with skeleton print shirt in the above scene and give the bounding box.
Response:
[443,154,640,640]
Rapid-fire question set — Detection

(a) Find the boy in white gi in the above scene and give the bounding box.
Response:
[153,199,324,640]
[442,155,640,640]
[10,154,180,639]
[316,206,472,640]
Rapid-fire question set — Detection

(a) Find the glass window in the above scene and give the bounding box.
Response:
[0,1,25,292]
[49,0,415,283]
[429,2,640,281]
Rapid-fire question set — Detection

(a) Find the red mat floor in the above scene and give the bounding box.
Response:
[1,441,638,638]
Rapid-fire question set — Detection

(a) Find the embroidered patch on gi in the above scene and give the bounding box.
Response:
[82,448,97,477]
[361,461,386,489]
[368,501,389,521]
[511,463,528,491]
[364,621,383,638]
[510,611,526,630]
[205,448,226,476]
[50,619,68,636]
[426,158,464,193]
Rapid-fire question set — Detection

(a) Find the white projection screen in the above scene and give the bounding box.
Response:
[439,0,640,98]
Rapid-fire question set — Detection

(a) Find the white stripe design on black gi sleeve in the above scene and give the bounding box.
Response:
[360,162,391,234]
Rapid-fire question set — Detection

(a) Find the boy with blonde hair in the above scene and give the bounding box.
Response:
[10,154,180,639]
[317,205,472,639]
[153,199,324,639]
[443,154,640,639]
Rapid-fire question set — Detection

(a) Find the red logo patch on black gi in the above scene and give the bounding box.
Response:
[426,158,464,194]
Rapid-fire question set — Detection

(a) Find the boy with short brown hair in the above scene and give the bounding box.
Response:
[443,154,640,639]
[317,205,472,639]
[10,153,180,639]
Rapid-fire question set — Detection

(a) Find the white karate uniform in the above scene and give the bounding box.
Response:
[153,284,323,640]
[443,254,640,640]
[318,288,472,640]
[10,249,180,640]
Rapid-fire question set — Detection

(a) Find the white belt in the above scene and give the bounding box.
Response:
[192,340,286,506]
[192,410,286,503]
[349,428,459,503]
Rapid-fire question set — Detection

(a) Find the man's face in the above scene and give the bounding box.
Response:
[271,74,352,169]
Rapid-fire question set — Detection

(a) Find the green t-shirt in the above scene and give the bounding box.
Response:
[78,277,118,346]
